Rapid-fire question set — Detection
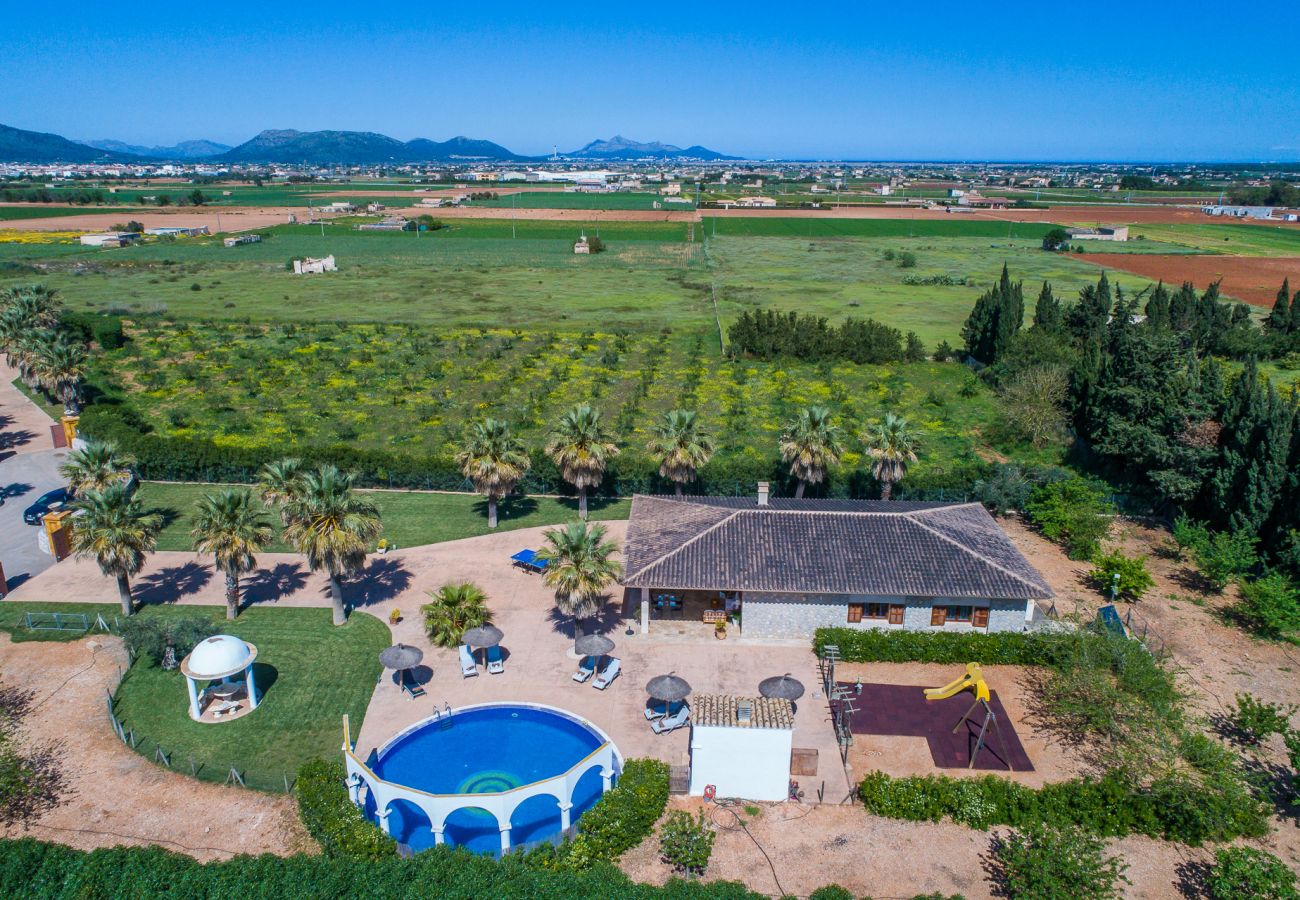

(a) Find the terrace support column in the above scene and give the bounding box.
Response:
[346,774,362,807]
[185,676,201,720]
[377,808,391,836]
[432,826,445,846]
[559,801,573,831]
[499,823,512,854]
[639,588,649,635]
[600,767,613,793]
[246,663,259,710]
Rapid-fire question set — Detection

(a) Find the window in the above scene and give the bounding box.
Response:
[847,603,864,623]
[865,603,890,619]
[947,605,974,623]
[887,604,905,625]
[972,607,990,628]
[931,604,990,627]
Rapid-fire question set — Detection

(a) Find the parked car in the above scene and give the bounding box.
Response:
[23,488,72,525]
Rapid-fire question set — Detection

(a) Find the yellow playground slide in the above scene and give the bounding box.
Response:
[924,662,990,703]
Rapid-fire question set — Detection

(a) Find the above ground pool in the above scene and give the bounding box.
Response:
[357,703,619,854]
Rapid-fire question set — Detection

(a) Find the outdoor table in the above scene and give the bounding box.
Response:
[210,681,242,700]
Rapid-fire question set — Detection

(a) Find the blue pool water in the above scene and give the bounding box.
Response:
[367,704,610,854]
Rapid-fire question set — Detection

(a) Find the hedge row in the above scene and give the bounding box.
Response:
[294,759,394,861]
[0,838,765,900]
[537,758,670,871]
[858,768,1269,846]
[79,401,989,498]
[813,627,1062,665]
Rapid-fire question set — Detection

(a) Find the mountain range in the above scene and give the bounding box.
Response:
[0,122,737,165]
[79,138,232,159]
[567,135,738,161]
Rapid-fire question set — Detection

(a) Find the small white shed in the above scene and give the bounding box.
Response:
[688,694,794,802]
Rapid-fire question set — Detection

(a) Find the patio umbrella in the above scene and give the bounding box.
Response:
[378,643,424,671]
[574,633,615,658]
[646,672,692,717]
[759,673,805,702]
[461,625,504,648]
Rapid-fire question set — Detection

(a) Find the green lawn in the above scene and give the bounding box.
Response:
[0,603,122,643]
[107,604,389,791]
[1133,223,1300,257]
[137,482,630,552]
[699,218,1057,239]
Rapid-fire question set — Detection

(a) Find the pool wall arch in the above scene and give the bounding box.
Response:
[342,703,622,854]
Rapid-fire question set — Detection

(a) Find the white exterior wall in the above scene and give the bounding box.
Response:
[740,592,1030,639]
[688,724,792,802]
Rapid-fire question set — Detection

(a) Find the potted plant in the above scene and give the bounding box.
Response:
[389,609,402,625]
[714,621,727,640]
[377,538,390,555]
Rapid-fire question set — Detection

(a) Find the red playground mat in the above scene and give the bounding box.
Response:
[836,682,1034,771]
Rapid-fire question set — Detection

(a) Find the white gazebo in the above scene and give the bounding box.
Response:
[179,634,260,722]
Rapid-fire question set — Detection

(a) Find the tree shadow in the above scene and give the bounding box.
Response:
[546,597,625,640]
[474,495,539,522]
[1173,858,1211,898]
[251,662,278,698]
[1,481,35,501]
[0,429,36,451]
[144,505,181,533]
[1170,565,1219,596]
[1238,754,1300,827]
[134,562,213,606]
[241,562,309,606]
[346,556,413,608]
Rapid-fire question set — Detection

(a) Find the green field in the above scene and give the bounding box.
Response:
[1123,222,1300,257]
[137,481,630,551]
[472,190,692,210]
[700,218,1056,239]
[0,205,134,221]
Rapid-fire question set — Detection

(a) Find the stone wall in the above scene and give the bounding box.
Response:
[740,592,1029,640]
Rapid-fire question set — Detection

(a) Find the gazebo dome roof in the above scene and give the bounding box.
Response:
[181,634,257,680]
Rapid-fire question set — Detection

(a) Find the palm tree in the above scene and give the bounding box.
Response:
[191,488,273,620]
[537,521,622,644]
[69,483,163,616]
[646,409,715,496]
[0,285,61,368]
[59,440,135,494]
[545,405,618,520]
[455,418,531,528]
[421,582,492,648]
[281,465,382,626]
[33,332,86,417]
[779,406,844,498]
[257,457,304,524]
[863,413,922,501]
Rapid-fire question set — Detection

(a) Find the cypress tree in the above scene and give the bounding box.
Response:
[1144,282,1170,329]
[961,263,1023,365]
[1033,281,1062,331]
[1206,359,1294,533]
[1290,285,1300,334]
[1267,278,1291,333]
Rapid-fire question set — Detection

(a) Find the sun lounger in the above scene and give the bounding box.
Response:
[401,669,427,698]
[644,700,681,721]
[510,549,550,574]
[573,656,597,683]
[459,644,478,678]
[486,645,505,675]
[592,656,621,690]
[651,704,690,734]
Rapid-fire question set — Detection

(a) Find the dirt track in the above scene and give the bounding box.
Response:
[1077,253,1300,307]
[0,207,339,234]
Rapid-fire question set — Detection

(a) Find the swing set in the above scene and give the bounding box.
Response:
[924,662,1014,771]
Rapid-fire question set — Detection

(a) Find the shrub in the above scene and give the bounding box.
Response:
[1205,847,1299,900]
[1223,694,1297,746]
[544,758,669,870]
[972,464,1034,515]
[1234,572,1300,639]
[294,758,394,861]
[658,809,715,875]
[117,615,217,667]
[1088,549,1154,602]
[898,251,918,268]
[1041,228,1071,252]
[808,887,855,900]
[989,823,1128,900]
[1191,528,1258,590]
[1025,477,1113,559]
[814,628,1058,666]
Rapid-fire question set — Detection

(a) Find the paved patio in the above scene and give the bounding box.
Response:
[6,521,853,803]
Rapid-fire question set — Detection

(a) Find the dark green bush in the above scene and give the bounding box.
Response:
[1222,694,1297,745]
[989,823,1128,900]
[295,758,394,861]
[1024,476,1114,559]
[0,837,763,899]
[117,615,217,666]
[1206,846,1299,900]
[813,628,1059,666]
[551,758,670,870]
[808,887,855,900]
[1234,572,1300,639]
[658,809,714,875]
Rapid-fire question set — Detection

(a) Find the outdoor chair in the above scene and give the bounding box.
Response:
[644,700,681,721]
[592,656,621,690]
[459,644,478,678]
[210,700,240,719]
[573,657,597,683]
[651,704,690,734]
[401,669,427,699]
[486,645,505,675]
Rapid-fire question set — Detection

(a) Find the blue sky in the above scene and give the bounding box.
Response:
[4,1,1298,161]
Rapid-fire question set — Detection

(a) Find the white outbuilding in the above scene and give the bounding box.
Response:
[180,634,261,722]
[688,694,794,801]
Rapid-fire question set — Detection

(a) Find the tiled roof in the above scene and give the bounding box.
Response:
[692,694,793,729]
[622,495,1053,600]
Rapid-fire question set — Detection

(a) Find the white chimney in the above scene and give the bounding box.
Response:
[757,482,769,507]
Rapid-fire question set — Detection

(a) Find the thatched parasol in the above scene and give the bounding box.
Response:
[461,625,504,648]
[758,673,805,701]
[378,643,424,671]
[575,633,615,658]
[646,672,692,702]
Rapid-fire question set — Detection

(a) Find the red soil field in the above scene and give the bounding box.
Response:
[1077,253,1300,307]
